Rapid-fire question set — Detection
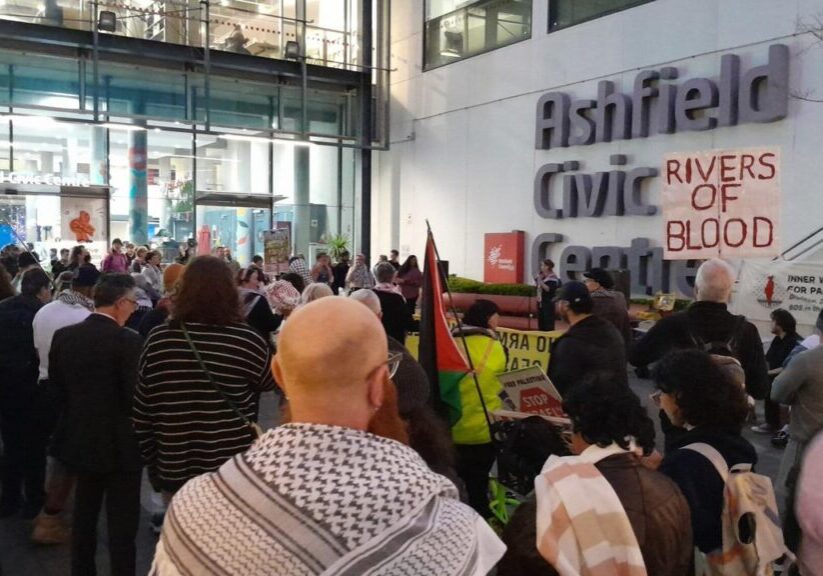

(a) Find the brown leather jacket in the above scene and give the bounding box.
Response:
[498,452,693,576]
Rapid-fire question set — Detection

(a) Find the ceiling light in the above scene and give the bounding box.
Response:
[101,122,147,132]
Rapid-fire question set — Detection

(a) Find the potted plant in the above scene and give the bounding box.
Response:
[326,234,350,262]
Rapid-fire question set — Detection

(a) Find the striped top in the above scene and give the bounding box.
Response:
[134,320,275,492]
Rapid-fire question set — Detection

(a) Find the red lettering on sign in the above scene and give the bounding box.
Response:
[694,156,716,183]
[701,218,720,248]
[691,184,716,210]
[759,153,777,180]
[720,183,741,213]
[666,159,683,185]
[753,216,774,247]
[740,154,756,179]
[720,154,737,182]
[667,221,686,251]
[724,218,748,248]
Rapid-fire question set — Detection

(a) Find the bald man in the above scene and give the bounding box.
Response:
[151,298,506,576]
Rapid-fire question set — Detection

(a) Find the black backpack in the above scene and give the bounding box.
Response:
[688,314,747,360]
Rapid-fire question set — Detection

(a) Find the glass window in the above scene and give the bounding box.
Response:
[0,118,110,267]
[194,134,270,196]
[548,0,654,32]
[424,0,531,70]
[194,204,271,267]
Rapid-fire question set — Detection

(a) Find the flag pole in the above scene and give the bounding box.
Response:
[425,220,495,436]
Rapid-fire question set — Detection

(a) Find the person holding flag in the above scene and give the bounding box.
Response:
[418,225,506,517]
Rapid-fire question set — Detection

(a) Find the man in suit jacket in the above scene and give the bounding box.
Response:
[50,273,143,576]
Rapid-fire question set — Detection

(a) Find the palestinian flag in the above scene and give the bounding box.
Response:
[419,229,470,426]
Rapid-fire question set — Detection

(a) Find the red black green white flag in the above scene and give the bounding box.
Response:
[419,229,470,426]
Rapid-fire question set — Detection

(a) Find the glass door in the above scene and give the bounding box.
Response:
[194,194,273,268]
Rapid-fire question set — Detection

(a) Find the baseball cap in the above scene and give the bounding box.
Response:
[583,267,614,289]
[554,281,592,305]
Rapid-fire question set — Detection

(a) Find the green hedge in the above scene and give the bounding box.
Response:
[447,277,693,309]
[447,276,534,297]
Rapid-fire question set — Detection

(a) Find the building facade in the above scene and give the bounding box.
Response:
[0,0,389,266]
[377,0,823,302]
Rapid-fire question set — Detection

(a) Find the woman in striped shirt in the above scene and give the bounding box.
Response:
[134,256,275,496]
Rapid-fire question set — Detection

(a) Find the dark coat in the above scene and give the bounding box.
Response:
[0,294,43,386]
[591,289,632,348]
[548,315,628,396]
[243,293,282,339]
[50,314,143,474]
[659,427,757,554]
[373,289,410,344]
[498,452,693,576]
[629,301,769,399]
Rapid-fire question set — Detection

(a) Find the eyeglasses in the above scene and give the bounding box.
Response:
[649,390,663,407]
[121,297,138,307]
[386,351,403,379]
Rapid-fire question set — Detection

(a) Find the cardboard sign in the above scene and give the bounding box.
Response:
[484,231,525,283]
[263,228,291,275]
[497,365,565,419]
[733,260,823,328]
[662,148,780,259]
[497,328,561,372]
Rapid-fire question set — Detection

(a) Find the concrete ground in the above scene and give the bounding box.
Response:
[0,381,787,576]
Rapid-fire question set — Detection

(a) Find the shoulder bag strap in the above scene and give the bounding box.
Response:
[682,442,730,482]
[180,323,259,436]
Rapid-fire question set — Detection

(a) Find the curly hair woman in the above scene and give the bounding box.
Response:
[653,348,756,556]
[498,372,692,576]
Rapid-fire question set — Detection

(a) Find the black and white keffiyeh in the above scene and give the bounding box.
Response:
[152,423,505,576]
[57,290,94,311]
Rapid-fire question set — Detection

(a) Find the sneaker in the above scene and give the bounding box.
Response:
[31,512,71,545]
[771,430,790,448]
[751,423,778,434]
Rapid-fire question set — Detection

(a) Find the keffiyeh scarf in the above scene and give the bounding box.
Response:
[152,423,505,576]
[57,290,94,311]
[535,443,647,576]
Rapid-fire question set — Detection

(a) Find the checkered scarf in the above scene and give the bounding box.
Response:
[57,290,94,312]
[152,424,506,575]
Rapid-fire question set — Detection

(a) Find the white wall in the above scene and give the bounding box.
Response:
[376,0,823,286]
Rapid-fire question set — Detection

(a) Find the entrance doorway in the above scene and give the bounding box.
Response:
[194,193,273,268]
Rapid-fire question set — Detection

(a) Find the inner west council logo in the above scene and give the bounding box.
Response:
[754,274,786,308]
[487,244,502,267]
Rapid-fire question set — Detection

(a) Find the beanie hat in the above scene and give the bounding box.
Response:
[163,263,184,293]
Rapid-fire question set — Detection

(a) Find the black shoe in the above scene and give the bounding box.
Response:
[771,430,790,448]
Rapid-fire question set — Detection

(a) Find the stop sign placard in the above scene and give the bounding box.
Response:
[519,387,565,418]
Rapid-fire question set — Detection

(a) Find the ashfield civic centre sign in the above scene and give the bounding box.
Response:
[531,44,788,295]
[0,170,90,187]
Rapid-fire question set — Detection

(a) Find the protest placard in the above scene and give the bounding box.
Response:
[263,229,290,275]
[497,365,565,419]
[733,260,823,328]
[496,328,561,371]
[662,148,780,259]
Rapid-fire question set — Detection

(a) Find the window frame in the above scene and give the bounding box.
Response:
[422,0,533,72]
[547,0,655,33]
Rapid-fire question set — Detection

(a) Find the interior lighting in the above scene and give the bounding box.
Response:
[219,133,310,147]
[0,114,57,127]
[97,10,117,32]
[101,122,147,132]
[284,41,301,60]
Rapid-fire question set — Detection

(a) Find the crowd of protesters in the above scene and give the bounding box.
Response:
[0,239,821,575]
